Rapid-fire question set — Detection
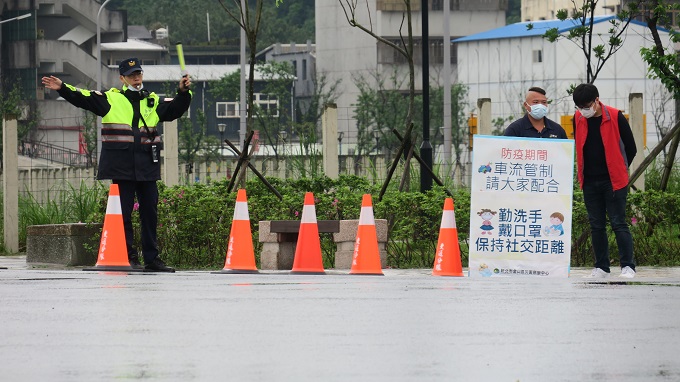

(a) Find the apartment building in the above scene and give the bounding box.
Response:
[315,0,508,140]
[456,16,673,148]
[1,0,174,159]
[521,0,618,21]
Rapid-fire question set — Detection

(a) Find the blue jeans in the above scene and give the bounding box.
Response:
[582,179,635,273]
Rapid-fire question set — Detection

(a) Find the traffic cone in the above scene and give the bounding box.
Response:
[291,192,325,274]
[83,184,141,272]
[349,194,384,275]
[214,189,259,274]
[432,198,464,277]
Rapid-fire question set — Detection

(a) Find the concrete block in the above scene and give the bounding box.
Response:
[333,219,388,269]
[26,223,102,266]
[258,221,278,243]
[260,242,295,271]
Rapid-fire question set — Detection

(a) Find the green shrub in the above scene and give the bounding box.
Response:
[6,174,680,269]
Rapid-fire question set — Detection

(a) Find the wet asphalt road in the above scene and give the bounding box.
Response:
[1,259,680,381]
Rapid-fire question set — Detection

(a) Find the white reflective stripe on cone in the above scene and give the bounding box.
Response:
[358,206,375,226]
[301,204,317,223]
[233,201,250,221]
[440,210,457,229]
[106,196,122,215]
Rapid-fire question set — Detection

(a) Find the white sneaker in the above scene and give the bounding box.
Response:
[585,268,610,279]
[620,266,636,279]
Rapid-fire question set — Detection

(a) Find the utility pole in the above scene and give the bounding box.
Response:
[420,0,433,192]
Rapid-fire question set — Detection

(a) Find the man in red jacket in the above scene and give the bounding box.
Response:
[573,83,637,279]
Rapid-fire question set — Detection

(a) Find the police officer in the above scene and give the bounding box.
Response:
[42,58,192,272]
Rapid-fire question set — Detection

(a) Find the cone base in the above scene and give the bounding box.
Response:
[290,270,326,275]
[212,269,259,274]
[83,265,144,272]
[433,272,465,277]
[349,271,384,276]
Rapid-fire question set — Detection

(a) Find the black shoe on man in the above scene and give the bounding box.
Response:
[144,258,176,273]
[128,254,144,270]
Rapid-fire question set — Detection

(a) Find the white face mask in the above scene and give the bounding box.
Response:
[123,78,143,92]
[126,83,143,92]
[527,103,549,120]
[579,107,596,118]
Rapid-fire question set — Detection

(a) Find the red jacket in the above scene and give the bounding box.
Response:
[575,103,630,191]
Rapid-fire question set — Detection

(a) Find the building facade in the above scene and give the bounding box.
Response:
[521,0,618,21]
[455,16,675,148]
[315,0,508,142]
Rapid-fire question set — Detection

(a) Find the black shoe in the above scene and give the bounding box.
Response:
[129,254,144,270]
[144,258,175,273]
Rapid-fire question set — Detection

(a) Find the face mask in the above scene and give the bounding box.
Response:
[527,103,548,119]
[579,107,596,118]
[126,83,143,92]
[123,78,143,92]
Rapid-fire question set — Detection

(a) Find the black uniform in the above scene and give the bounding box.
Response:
[57,83,192,265]
[504,114,568,139]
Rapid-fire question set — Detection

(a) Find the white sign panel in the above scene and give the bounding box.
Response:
[469,135,575,278]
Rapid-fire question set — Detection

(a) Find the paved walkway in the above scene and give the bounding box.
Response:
[3,255,680,281]
[2,254,680,381]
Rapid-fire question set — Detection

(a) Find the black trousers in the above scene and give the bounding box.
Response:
[113,180,159,264]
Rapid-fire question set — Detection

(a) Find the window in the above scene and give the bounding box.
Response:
[431,0,459,10]
[216,102,240,118]
[292,60,297,77]
[378,38,458,65]
[302,59,307,80]
[255,93,279,117]
[532,49,543,63]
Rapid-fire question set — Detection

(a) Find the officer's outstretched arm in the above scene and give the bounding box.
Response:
[157,87,192,122]
[43,75,110,115]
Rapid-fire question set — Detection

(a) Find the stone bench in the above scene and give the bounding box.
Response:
[26,223,102,266]
[258,219,388,270]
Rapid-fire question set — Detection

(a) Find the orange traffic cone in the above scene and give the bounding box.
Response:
[349,194,384,275]
[83,184,141,272]
[291,192,325,274]
[432,198,464,277]
[215,189,259,274]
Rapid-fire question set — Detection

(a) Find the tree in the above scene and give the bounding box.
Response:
[218,0,265,137]
[211,61,340,160]
[338,0,418,197]
[294,72,341,155]
[353,70,469,177]
[639,1,680,97]
[178,109,220,183]
[429,83,469,170]
[210,62,292,160]
[506,0,522,24]
[632,0,680,191]
[533,0,639,84]
[112,0,314,49]
[354,70,411,164]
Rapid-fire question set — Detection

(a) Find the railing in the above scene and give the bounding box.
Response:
[22,140,90,167]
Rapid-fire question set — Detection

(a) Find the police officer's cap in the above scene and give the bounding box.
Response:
[119,58,143,76]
